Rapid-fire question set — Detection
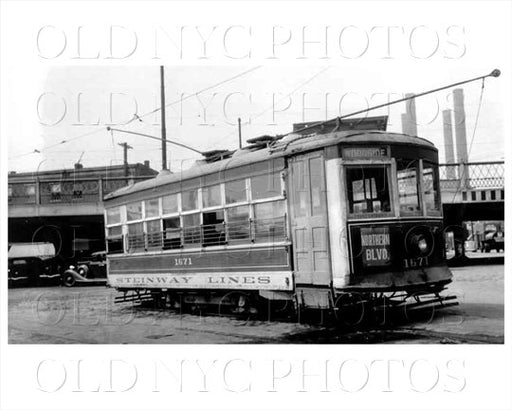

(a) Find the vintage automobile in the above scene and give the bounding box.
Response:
[61,251,108,287]
[8,242,60,286]
[464,234,479,253]
[481,230,504,253]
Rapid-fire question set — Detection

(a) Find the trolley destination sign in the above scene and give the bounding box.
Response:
[360,226,391,267]
[342,146,389,159]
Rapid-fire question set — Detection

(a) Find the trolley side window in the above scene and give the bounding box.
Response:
[253,200,286,242]
[251,173,281,200]
[182,189,198,211]
[182,213,201,247]
[202,210,225,246]
[146,220,162,248]
[346,166,391,216]
[106,206,124,254]
[106,207,121,225]
[108,168,288,254]
[127,222,144,252]
[144,199,159,218]
[422,161,441,215]
[226,205,250,243]
[162,193,179,214]
[106,226,123,254]
[163,217,181,249]
[397,160,421,215]
[202,184,222,208]
[126,202,143,221]
[225,179,247,204]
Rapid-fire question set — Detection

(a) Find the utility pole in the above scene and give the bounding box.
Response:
[238,117,242,149]
[160,66,168,171]
[117,142,133,177]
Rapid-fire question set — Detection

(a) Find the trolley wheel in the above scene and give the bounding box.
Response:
[63,273,76,287]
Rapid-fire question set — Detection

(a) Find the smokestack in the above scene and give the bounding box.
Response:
[453,88,468,164]
[74,163,83,170]
[401,113,412,135]
[442,109,456,179]
[404,93,418,136]
[144,160,150,168]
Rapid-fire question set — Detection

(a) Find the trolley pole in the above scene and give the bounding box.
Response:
[117,142,133,177]
[160,66,168,171]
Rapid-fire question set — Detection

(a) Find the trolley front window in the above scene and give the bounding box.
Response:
[422,161,441,215]
[397,160,421,216]
[346,166,391,216]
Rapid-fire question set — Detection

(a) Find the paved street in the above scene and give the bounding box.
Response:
[8,264,504,344]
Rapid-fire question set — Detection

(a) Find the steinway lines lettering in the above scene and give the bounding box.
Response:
[114,275,273,285]
[208,275,271,285]
[117,276,193,284]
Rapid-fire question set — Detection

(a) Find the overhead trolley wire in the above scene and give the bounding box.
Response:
[126,65,263,124]
[205,65,332,150]
[9,66,262,162]
[8,128,104,160]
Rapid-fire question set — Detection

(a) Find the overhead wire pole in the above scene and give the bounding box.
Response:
[160,66,168,172]
[117,142,133,176]
[238,118,242,149]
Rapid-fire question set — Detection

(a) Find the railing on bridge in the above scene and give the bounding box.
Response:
[440,161,504,190]
[8,176,155,206]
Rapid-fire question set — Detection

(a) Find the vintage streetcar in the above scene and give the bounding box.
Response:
[103,126,457,317]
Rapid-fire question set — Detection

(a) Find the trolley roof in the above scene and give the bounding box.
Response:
[104,131,436,201]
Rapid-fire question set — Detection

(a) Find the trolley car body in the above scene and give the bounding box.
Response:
[104,130,452,311]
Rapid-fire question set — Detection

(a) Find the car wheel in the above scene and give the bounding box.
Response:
[63,273,76,287]
[77,265,89,278]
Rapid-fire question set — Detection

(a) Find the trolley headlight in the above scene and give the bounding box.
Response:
[405,227,434,258]
[417,236,428,253]
[69,265,75,270]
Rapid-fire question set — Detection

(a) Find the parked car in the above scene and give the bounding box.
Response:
[464,234,479,252]
[8,242,60,286]
[61,251,107,287]
[481,230,504,253]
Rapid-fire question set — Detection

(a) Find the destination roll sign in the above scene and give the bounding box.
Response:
[360,226,391,267]
[343,146,389,159]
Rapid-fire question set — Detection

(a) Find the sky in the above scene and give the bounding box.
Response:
[4,1,510,174]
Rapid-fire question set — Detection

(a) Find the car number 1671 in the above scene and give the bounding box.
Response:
[174,257,192,266]
[403,257,428,269]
